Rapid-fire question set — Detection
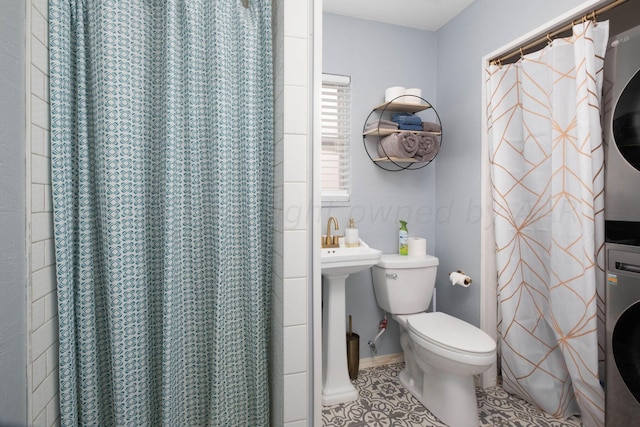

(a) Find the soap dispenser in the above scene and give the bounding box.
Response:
[345,218,360,248]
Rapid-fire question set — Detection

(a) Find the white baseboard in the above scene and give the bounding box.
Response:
[359,352,404,369]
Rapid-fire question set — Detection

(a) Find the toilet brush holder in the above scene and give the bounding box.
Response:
[347,315,360,380]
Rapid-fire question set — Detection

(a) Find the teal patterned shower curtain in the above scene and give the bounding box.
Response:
[49,1,273,425]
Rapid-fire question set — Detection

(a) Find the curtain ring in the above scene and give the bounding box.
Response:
[546,33,553,45]
[519,47,524,58]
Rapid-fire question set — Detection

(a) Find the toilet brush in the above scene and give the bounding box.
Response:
[347,315,359,380]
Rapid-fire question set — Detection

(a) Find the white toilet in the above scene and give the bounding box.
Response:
[372,254,496,427]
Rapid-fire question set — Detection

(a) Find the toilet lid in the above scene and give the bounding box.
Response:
[407,312,496,355]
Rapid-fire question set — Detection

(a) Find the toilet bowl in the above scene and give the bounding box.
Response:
[372,254,496,427]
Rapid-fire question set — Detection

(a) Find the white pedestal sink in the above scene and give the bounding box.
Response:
[321,239,381,406]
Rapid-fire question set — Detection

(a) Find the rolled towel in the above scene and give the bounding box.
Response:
[422,121,442,133]
[414,134,440,162]
[377,132,419,159]
[391,112,422,127]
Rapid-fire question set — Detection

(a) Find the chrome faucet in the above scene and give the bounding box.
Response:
[322,216,340,248]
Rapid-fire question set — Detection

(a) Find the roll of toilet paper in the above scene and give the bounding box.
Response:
[404,88,422,104]
[385,86,406,103]
[408,237,427,256]
[450,271,472,287]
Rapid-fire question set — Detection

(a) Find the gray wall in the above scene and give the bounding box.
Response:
[433,0,588,325]
[323,0,595,359]
[0,0,27,424]
[323,13,438,357]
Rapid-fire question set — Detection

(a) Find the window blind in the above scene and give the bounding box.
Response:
[321,74,351,202]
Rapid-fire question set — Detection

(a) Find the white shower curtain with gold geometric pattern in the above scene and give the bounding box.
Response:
[486,21,608,427]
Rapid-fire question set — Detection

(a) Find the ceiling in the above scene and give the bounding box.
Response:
[322,0,477,31]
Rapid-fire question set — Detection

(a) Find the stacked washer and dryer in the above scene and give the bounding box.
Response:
[603,24,640,427]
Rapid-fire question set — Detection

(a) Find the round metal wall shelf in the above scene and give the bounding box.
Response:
[362,95,443,172]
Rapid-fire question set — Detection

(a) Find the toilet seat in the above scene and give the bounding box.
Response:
[406,312,496,357]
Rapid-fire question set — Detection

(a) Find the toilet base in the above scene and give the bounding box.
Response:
[398,366,479,427]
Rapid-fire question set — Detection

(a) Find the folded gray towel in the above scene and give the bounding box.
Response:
[365,119,399,132]
[414,134,440,162]
[377,132,419,159]
[422,121,442,133]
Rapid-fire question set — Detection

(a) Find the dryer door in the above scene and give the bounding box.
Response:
[613,69,640,171]
[604,25,640,223]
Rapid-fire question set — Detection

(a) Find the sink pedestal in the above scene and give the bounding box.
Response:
[322,272,359,406]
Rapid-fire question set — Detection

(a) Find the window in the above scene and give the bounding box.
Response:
[321,73,351,203]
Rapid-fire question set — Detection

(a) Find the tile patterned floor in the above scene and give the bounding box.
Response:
[322,363,582,427]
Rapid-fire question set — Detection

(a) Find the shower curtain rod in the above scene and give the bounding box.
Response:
[490,0,628,65]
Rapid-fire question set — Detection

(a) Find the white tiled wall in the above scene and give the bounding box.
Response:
[272,0,312,425]
[27,1,60,426]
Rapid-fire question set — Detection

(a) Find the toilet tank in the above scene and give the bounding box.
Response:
[372,254,439,314]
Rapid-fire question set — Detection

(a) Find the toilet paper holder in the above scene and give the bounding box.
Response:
[450,270,472,285]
